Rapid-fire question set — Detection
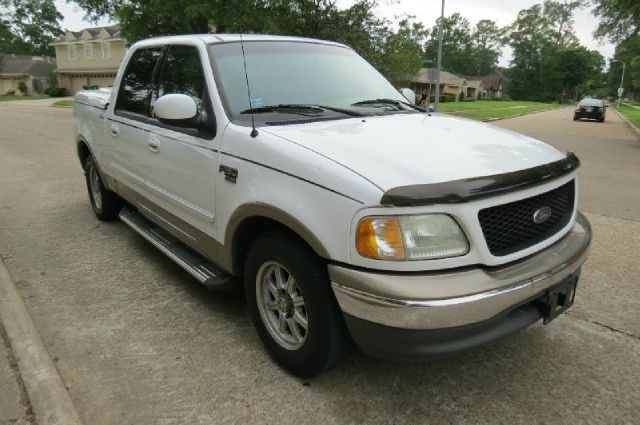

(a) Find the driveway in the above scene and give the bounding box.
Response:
[0,102,638,424]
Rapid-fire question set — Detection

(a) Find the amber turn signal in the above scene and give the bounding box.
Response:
[356,217,406,260]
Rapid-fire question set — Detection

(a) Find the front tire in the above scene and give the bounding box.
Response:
[84,156,123,221]
[244,231,352,378]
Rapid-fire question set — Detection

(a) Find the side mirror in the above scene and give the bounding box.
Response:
[399,88,417,104]
[154,93,199,127]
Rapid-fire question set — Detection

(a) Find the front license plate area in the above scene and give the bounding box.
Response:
[537,276,578,324]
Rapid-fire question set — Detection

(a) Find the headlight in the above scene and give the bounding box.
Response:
[356,214,469,261]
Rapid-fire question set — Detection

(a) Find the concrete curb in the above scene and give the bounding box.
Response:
[613,107,640,137]
[0,260,83,425]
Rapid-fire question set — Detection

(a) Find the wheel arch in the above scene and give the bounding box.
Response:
[224,203,331,276]
[77,137,92,169]
[76,135,115,192]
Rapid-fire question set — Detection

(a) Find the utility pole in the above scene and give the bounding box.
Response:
[434,0,445,112]
[612,59,626,108]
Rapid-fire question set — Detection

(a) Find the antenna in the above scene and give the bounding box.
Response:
[240,34,258,138]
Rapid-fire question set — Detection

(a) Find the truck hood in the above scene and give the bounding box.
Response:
[262,113,566,191]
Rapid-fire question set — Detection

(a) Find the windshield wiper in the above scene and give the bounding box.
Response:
[241,104,363,117]
[351,98,421,111]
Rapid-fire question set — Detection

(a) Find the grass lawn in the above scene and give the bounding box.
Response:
[0,95,49,101]
[615,103,640,129]
[437,100,565,121]
[53,99,74,107]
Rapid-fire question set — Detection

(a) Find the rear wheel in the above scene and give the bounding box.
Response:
[84,156,123,221]
[244,231,352,378]
[573,115,579,121]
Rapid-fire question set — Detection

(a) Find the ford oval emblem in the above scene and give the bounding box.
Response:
[533,206,552,224]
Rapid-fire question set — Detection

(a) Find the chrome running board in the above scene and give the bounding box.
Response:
[119,206,235,290]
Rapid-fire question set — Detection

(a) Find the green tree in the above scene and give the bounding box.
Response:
[629,56,640,93]
[542,46,604,101]
[0,0,63,56]
[591,0,640,43]
[471,19,503,75]
[607,35,640,97]
[373,19,428,86]
[423,14,503,76]
[505,1,591,100]
[71,0,427,87]
[545,0,582,46]
[424,13,474,75]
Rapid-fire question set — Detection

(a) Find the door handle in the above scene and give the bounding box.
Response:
[148,137,160,153]
[110,124,119,137]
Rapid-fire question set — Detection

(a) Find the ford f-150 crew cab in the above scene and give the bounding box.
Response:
[73,34,591,378]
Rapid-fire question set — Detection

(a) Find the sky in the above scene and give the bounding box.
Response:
[55,0,615,66]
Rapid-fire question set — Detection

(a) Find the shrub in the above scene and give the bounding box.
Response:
[428,94,456,103]
[18,81,28,95]
[45,72,58,95]
[48,87,68,97]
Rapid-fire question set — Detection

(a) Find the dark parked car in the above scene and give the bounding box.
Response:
[574,98,606,122]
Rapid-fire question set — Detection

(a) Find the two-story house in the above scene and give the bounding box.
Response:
[50,25,127,95]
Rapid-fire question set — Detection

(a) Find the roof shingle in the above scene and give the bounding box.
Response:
[0,54,57,77]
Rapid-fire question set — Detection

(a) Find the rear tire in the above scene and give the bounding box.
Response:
[84,156,123,221]
[573,115,579,121]
[244,231,352,378]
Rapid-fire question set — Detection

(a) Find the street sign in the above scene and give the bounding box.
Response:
[618,87,624,97]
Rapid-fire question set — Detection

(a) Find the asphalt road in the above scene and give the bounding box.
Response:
[0,103,638,424]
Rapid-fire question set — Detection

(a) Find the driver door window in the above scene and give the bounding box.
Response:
[152,45,208,128]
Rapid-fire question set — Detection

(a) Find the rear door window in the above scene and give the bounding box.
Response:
[115,47,163,117]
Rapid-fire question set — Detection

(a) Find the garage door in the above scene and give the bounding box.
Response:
[88,76,116,90]
[70,77,88,95]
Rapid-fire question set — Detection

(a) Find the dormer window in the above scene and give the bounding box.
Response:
[68,44,77,60]
[84,43,93,59]
[102,42,111,59]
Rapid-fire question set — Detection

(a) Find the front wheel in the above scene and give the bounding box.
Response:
[84,156,123,221]
[244,231,352,378]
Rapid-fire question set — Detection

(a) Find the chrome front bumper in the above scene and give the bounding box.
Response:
[331,212,591,330]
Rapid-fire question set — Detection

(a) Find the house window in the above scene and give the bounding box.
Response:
[84,43,93,59]
[68,45,76,60]
[102,42,111,59]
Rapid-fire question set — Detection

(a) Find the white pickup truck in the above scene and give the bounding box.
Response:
[74,34,591,377]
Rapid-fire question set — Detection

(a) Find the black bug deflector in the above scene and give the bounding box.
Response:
[380,152,580,207]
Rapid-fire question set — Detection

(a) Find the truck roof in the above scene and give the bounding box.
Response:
[132,33,350,49]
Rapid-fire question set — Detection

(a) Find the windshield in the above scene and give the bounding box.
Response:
[208,41,409,122]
